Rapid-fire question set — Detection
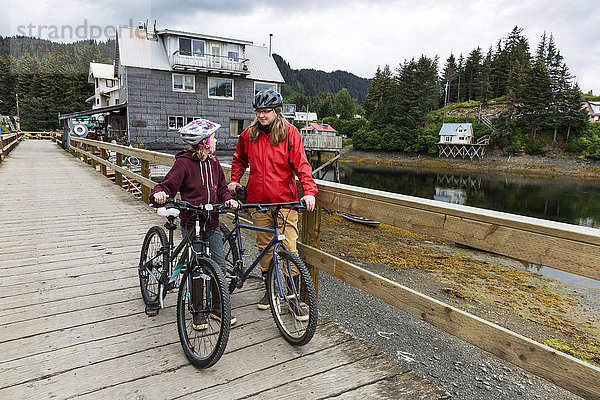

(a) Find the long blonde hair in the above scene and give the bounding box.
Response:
[188,134,216,161]
[248,108,290,146]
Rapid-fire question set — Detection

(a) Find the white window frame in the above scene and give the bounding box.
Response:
[227,44,240,61]
[172,73,195,92]
[208,77,234,100]
[254,81,277,95]
[186,116,199,125]
[192,39,205,57]
[168,115,185,130]
[106,79,114,88]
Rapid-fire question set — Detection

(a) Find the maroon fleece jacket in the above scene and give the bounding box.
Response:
[150,150,232,230]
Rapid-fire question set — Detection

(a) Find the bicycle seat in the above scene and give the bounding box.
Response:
[157,207,180,217]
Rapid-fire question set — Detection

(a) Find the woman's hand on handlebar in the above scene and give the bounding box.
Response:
[153,191,168,205]
[225,199,239,210]
[228,182,242,194]
[301,194,316,211]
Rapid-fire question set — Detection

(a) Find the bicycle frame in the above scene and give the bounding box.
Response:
[224,209,298,299]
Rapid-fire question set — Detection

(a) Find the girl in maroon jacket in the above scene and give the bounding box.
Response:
[151,119,238,329]
[229,89,317,320]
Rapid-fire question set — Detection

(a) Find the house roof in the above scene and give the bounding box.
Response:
[300,123,337,133]
[585,101,600,116]
[117,26,172,71]
[88,62,115,83]
[157,29,253,46]
[245,45,284,83]
[438,123,473,136]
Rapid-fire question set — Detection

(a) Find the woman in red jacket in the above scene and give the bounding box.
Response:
[228,89,317,318]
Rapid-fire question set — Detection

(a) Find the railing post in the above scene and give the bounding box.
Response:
[100,148,107,176]
[90,146,97,170]
[301,205,321,296]
[83,143,89,164]
[141,158,150,204]
[0,135,4,161]
[115,152,123,187]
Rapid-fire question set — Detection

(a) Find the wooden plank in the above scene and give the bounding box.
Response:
[329,372,450,399]
[71,137,175,166]
[298,243,600,400]
[69,144,156,189]
[315,181,600,280]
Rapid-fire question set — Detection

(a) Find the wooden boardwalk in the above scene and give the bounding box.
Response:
[0,141,449,399]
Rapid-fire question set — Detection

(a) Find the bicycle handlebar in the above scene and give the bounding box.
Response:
[165,198,231,213]
[240,200,306,212]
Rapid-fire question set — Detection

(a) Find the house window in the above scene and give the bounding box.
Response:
[208,77,233,99]
[229,119,251,137]
[254,82,277,95]
[186,116,199,125]
[227,44,240,61]
[106,79,114,88]
[192,40,205,57]
[445,136,452,142]
[179,38,192,56]
[172,73,195,92]
[168,116,185,130]
[96,98,99,105]
[95,79,99,88]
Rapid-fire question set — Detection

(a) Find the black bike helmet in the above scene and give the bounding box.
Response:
[252,89,283,109]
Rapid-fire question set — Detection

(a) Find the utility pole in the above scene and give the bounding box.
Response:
[15,93,20,131]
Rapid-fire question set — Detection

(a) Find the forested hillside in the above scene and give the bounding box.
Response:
[0,36,114,130]
[354,27,598,158]
[273,53,370,103]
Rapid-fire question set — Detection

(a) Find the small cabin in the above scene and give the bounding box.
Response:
[437,123,473,144]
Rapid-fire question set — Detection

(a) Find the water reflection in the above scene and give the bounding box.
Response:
[434,174,481,205]
[333,163,600,228]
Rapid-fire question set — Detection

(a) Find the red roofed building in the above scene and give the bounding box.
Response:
[584,101,600,122]
[300,122,338,136]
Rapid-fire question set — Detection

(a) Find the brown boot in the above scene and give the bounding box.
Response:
[209,279,236,325]
[192,273,207,330]
[257,270,270,310]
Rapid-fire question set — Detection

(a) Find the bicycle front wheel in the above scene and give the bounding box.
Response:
[177,257,230,368]
[268,250,317,346]
[139,226,168,304]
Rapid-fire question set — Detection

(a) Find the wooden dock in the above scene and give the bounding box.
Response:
[0,140,449,399]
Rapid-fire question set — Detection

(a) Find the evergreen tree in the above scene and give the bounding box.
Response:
[333,88,357,120]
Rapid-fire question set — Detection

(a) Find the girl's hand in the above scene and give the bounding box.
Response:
[153,191,168,205]
[301,194,316,211]
[226,199,239,209]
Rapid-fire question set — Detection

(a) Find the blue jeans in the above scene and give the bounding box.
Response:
[180,226,226,274]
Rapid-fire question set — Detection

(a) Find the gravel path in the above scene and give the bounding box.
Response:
[316,265,583,400]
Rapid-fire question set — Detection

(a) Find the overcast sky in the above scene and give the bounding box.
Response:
[3,0,599,95]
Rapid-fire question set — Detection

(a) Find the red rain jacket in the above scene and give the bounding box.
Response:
[231,124,317,204]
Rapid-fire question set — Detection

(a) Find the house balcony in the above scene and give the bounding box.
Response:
[171,51,250,76]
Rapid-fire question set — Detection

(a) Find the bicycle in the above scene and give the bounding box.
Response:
[139,198,231,368]
[220,193,317,346]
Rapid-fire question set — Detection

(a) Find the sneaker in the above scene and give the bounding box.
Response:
[193,313,208,330]
[209,308,237,325]
[257,291,270,310]
[288,298,309,322]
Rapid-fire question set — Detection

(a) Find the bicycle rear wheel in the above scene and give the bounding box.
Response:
[139,226,168,304]
[268,249,317,345]
[220,223,241,294]
[177,256,230,368]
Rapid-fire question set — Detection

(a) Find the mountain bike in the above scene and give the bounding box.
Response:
[220,195,317,346]
[139,198,230,368]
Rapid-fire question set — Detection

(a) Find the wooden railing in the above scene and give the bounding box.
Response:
[0,132,23,161]
[301,134,342,152]
[58,136,599,399]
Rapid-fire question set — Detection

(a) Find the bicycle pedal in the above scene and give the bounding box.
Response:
[145,302,160,317]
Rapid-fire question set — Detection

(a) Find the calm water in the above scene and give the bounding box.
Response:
[323,163,600,229]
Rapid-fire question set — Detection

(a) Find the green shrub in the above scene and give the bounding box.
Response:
[524,136,545,155]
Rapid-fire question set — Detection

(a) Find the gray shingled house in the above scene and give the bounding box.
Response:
[115,25,284,151]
